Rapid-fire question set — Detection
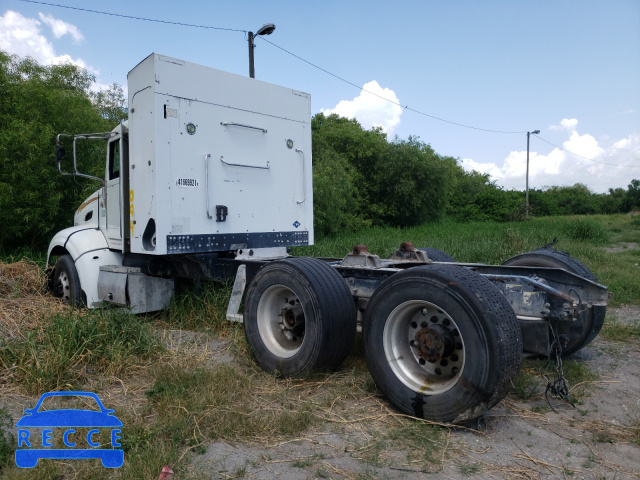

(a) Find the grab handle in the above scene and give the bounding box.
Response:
[205,154,212,219]
[220,122,267,133]
[296,149,306,204]
[220,156,270,170]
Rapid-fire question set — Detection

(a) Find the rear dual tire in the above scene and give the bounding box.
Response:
[364,264,522,424]
[419,247,456,263]
[245,258,523,423]
[243,257,357,376]
[502,248,606,356]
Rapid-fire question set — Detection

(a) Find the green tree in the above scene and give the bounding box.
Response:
[529,188,561,217]
[541,183,598,215]
[371,137,447,226]
[312,114,450,229]
[597,187,627,214]
[91,83,127,124]
[312,113,386,231]
[312,147,370,236]
[446,168,493,221]
[626,179,640,210]
[0,52,118,251]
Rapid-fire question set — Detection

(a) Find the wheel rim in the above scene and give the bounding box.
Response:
[383,300,465,395]
[56,271,71,302]
[256,284,305,359]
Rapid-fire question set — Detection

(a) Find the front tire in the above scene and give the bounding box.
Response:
[244,257,357,376]
[52,254,82,306]
[364,264,522,424]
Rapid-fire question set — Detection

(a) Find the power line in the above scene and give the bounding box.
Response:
[534,135,640,168]
[259,36,525,135]
[18,0,247,32]
[19,0,524,135]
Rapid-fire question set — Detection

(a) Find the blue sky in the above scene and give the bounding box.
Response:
[2,0,639,193]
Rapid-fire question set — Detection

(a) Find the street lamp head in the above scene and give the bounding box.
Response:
[531,130,540,135]
[256,23,276,36]
[249,23,276,78]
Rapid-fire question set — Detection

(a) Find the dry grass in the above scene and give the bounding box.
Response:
[0,259,45,296]
[0,259,65,341]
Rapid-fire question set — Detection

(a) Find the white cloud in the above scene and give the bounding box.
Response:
[0,10,55,64]
[550,118,579,132]
[0,10,96,74]
[461,120,640,193]
[38,12,84,43]
[460,158,503,179]
[322,81,403,135]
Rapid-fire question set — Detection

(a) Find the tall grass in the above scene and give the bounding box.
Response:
[0,409,15,470]
[296,216,612,262]
[561,219,610,244]
[293,214,640,305]
[0,309,161,393]
[160,281,233,332]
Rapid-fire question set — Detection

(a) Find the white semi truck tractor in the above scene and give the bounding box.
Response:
[48,53,609,424]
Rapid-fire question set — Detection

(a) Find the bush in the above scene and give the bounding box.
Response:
[370,137,447,227]
[312,115,450,230]
[312,148,371,236]
[561,219,610,244]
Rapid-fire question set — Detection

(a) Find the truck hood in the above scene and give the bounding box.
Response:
[74,189,101,227]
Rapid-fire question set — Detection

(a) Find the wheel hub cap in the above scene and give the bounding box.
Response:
[383,300,465,395]
[414,324,455,362]
[256,285,305,359]
[57,272,70,301]
[281,304,304,331]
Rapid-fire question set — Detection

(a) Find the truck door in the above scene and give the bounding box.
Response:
[106,135,123,250]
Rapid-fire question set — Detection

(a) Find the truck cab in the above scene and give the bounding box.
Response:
[47,53,313,311]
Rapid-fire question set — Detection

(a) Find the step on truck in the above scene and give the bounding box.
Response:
[48,53,609,424]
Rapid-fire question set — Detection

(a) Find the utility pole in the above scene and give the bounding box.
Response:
[525,130,540,220]
[248,24,276,78]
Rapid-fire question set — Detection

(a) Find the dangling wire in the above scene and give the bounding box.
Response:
[541,322,575,412]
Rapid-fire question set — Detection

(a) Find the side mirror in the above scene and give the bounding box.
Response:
[55,145,66,162]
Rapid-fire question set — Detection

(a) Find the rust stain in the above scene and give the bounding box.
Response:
[351,244,369,255]
[399,241,416,252]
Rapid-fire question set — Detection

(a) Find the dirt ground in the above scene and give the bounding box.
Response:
[183,305,640,480]
[1,306,638,479]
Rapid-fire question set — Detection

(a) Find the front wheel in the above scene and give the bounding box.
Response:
[243,257,357,377]
[52,254,82,306]
[364,264,522,424]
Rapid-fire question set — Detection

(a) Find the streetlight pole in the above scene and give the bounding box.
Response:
[248,23,275,78]
[525,130,540,220]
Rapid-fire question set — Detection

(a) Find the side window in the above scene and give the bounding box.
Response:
[109,140,120,180]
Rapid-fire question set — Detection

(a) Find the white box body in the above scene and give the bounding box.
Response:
[127,53,313,255]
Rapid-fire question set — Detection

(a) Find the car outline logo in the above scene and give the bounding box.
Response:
[15,391,124,468]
